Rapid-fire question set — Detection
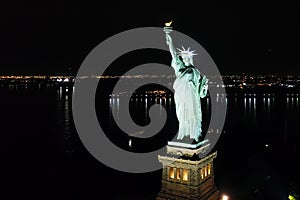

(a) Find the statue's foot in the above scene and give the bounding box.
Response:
[191,139,199,144]
[178,136,193,144]
[193,136,204,144]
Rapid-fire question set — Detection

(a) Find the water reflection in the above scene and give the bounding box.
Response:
[58,86,62,100]
[56,86,74,154]
[104,92,300,127]
[254,97,256,119]
[267,97,271,117]
[108,92,300,121]
[286,94,300,111]
[109,93,214,116]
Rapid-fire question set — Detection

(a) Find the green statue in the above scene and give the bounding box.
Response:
[164,26,208,142]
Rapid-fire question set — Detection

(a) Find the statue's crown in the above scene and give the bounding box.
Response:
[176,46,198,57]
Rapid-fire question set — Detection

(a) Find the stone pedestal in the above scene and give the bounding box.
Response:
[156,143,220,200]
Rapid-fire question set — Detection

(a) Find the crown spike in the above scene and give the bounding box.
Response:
[176,46,197,57]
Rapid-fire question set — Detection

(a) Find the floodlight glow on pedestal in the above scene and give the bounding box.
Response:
[222,194,229,200]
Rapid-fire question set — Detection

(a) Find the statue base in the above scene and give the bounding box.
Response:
[168,139,209,149]
[167,139,210,157]
[157,151,220,200]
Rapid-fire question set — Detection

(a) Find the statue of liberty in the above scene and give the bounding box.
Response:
[164,26,208,143]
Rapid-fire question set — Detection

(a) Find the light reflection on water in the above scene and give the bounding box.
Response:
[55,86,75,154]
[56,89,300,138]
[109,93,229,107]
[108,92,300,120]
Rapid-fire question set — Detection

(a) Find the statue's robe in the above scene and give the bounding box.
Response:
[171,55,208,141]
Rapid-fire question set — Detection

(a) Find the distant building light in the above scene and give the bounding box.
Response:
[265,144,269,147]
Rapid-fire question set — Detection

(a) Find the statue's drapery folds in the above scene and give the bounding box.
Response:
[172,54,208,141]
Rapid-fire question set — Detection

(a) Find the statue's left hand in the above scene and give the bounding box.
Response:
[199,76,208,98]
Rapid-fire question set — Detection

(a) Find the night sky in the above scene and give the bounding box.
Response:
[1,2,300,75]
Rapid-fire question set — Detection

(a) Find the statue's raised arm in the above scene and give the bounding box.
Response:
[165,33,177,60]
[163,28,185,74]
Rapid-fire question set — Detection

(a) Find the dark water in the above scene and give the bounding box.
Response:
[1,83,300,199]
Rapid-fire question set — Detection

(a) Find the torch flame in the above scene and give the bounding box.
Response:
[165,20,173,27]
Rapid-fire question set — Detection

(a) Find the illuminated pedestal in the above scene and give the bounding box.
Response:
[156,145,220,200]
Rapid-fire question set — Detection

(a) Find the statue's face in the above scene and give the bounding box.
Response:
[181,54,192,66]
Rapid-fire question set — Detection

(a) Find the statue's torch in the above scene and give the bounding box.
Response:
[163,20,173,34]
